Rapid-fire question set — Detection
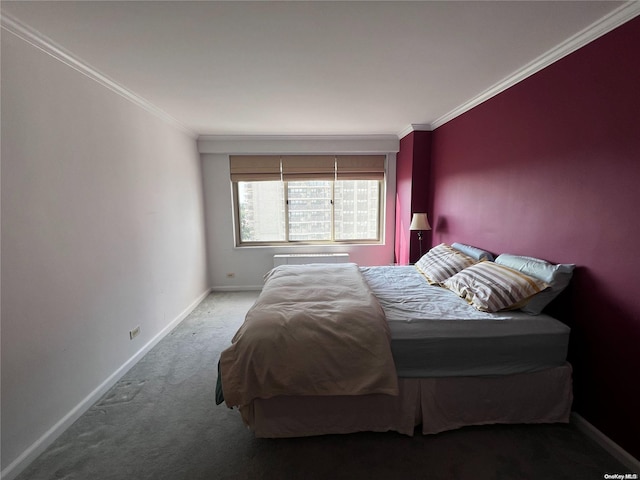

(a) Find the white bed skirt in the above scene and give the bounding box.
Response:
[239,363,573,438]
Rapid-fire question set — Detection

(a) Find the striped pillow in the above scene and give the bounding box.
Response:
[442,261,549,312]
[415,243,477,284]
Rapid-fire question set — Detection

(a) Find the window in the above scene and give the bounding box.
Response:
[237,181,286,242]
[231,155,384,245]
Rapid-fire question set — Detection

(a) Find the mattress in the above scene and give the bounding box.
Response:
[361,266,570,378]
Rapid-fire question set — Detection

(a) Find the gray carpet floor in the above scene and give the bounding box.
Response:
[16,291,631,480]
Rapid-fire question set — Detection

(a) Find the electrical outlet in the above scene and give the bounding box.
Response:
[129,326,140,340]
[226,272,235,278]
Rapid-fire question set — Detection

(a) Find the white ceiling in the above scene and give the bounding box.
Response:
[2,1,635,137]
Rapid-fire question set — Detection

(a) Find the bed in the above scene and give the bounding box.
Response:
[217,245,574,438]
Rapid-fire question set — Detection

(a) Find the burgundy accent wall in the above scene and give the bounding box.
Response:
[430,17,640,458]
[395,131,432,264]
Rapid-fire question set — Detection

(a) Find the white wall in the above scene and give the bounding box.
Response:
[1,32,208,477]
[200,137,398,289]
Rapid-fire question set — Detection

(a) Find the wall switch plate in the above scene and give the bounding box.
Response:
[129,326,140,340]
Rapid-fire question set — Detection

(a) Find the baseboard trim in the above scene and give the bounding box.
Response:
[210,285,263,292]
[571,412,640,473]
[0,288,211,480]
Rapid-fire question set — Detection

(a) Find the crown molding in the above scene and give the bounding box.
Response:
[197,134,400,155]
[397,124,433,139]
[4,1,638,140]
[431,0,640,130]
[1,10,198,139]
[198,134,399,142]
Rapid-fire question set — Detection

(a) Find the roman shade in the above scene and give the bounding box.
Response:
[281,156,336,181]
[336,155,385,180]
[230,155,386,182]
[229,156,281,182]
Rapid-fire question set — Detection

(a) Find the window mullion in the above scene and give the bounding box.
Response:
[284,181,290,242]
[331,181,336,242]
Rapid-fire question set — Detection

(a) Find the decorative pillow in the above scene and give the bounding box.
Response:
[495,254,575,315]
[442,261,549,312]
[415,243,476,285]
[451,242,495,261]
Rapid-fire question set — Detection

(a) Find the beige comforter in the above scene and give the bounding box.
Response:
[220,263,399,407]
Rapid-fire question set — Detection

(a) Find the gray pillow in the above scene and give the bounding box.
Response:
[451,242,495,262]
[495,254,575,315]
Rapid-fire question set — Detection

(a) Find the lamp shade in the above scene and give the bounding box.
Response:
[410,213,431,231]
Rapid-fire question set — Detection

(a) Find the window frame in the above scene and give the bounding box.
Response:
[232,178,384,247]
